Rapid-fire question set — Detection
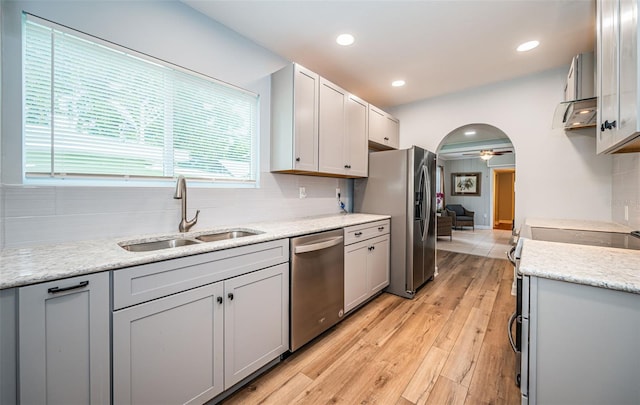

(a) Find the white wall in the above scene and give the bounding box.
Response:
[391,68,613,229]
[443,158,491,228]
[612,154,640,229]
[0,1,349,248]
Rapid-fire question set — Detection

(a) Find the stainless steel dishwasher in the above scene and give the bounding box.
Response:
[290,228,344,351]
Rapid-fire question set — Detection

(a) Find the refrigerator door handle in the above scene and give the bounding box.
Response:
[421,165,430,240]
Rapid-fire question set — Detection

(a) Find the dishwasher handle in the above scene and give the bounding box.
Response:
[294,236,344,254]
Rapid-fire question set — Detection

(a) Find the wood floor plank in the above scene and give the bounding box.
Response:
[439,307,491,387]
[425,376,468,405]
[337,303,452,403]
[222,251,521,405]
[401,346,449,405]
[255,372,313,405]
[466,342,518,404]
[289,339,380,404]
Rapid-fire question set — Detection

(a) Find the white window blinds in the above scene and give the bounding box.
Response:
[23,15,258,185]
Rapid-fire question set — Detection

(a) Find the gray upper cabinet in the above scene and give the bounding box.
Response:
[271,63,320,173]
[271,63,375,178]
[597,0,640,153]
[318,78,369,177]
[344,94,369,177]
[18,273,110,405]
[368,104,399,150]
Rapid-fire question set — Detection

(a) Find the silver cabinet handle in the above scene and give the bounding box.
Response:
[294,236,344,254]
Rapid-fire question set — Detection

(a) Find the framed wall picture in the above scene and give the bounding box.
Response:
[451,172,481,196]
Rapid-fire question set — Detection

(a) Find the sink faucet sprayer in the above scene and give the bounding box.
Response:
[174,175,200,232]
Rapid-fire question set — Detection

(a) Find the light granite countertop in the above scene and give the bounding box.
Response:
[518,218,640,295]
[0,213,390,290]
[520,217,634,238]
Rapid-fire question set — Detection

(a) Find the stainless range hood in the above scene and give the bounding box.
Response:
[553,52,596,130]
[553,96,597,130]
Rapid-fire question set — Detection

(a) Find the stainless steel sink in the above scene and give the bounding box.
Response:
[120,238,201,252]
[195,230,261,243]
[120,229,262,252]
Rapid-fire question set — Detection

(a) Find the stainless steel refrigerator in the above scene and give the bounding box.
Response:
[354,146,436,299]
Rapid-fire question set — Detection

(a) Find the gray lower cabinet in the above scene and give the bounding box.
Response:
[113,281,225,404]
[112,239,290,405]
[523,276,640,404]
[224,263,289,388]
[18,272,110,405]
[344,221,390,314]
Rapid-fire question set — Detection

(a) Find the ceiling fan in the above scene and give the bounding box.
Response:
[462,149,513,160]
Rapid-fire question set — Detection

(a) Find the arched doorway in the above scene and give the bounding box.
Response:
[435,123,516,256]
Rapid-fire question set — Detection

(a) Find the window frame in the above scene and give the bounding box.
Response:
[21,13,260,188]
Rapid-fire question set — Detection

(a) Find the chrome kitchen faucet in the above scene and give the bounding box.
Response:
[174,175,200,232]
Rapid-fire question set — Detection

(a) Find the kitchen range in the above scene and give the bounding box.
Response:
[508,219,640,405]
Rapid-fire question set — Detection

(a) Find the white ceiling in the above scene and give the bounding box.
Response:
[182,0,596,109]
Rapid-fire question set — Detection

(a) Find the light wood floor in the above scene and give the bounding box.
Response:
[222,250,520,404]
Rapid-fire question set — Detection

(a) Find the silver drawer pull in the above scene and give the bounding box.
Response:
[48,280,89,294]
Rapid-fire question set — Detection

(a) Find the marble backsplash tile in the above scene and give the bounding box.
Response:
[1,173,351,248]
[612,154,640,230]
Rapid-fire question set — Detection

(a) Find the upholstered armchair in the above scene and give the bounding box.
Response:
[445,204,475,230]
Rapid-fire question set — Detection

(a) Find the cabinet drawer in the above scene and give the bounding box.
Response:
[344,219,390,245]
[113,239,289,310]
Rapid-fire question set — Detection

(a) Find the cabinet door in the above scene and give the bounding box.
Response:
[19,273,110,405]
[345,94,369,177]
[224,263,289,388]
[385,115,400,149]
[294,64,320,172]
[318,78,347,175]
[368,105,387,145]
[344,243,369,313]
[368,234,390,293]
[113,282,224,405]
[597,0,619,153]
[616,0,638,142]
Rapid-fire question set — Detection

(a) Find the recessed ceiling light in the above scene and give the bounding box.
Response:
[517,40,540,52]
[392,80,405,87]
[336,33,355,46]
[464,130,476,136]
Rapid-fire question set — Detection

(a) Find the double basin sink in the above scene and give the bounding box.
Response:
[120,229,261,252]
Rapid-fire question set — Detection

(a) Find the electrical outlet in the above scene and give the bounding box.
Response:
[299,187,306,199]
[336,188,341,200]
[625,205,629,221]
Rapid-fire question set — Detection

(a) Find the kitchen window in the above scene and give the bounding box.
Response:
[23,15,258,186]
